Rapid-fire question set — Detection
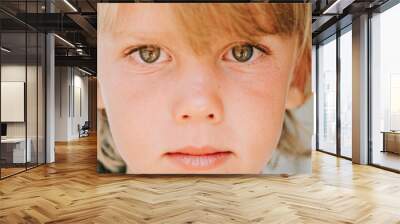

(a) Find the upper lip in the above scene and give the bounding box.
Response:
[165,146,232,156]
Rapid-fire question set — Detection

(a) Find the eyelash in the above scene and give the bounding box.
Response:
[123,47,152,60]
[250,44,269,54]
[123,43,271,64]
[224,42,271,63]
[124,47,142,56]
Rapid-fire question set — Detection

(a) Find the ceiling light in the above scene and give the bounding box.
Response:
[1,47,11,53]
[78,67,93,76]
[323,0,342,14]
[54,34,75,48]
[63,0,78,12]
[322,0,354,15]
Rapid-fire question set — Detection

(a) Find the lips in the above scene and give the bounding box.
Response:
[164,146,233,171]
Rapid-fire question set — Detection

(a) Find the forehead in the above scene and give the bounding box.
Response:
[99,3,278,54]
[111,4,177,35]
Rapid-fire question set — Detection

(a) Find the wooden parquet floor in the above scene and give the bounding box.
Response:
[0,167,26,178]
[1,135,400,224]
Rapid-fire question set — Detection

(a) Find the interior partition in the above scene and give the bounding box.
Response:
[0,1,47,179]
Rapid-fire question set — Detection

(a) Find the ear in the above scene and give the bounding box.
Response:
[285,85,305,110]
[285,45,311,110]
[97,81,105,110]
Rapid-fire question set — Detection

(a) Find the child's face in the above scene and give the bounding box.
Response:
[98,4,301,174]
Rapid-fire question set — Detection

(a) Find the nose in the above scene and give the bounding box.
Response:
[174,93,223,124]
[173,72,224,125]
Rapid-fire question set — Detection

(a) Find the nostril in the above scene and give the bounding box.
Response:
[208,114,214,119]
[182,114,189,119]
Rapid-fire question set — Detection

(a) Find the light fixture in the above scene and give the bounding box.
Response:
[54,34,75,48]
[63,0,78,12]
[78,67,93,76]
[76,48,86,56]
[1,47,11,53]
[322,0,354,15]
[322,0,342,14]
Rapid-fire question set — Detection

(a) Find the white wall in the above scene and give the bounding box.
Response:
[1,65,26,140]
[1,65,38,137]
[1,63,46,164]
[55,67,70,141]
[55,67,89,141]
[72,73,89,138]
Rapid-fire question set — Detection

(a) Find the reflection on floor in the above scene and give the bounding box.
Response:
[373,150,400,171]
[0,167,25,177]
[341,147,352,158]
[0,163,42,178]
[0,136,400,223]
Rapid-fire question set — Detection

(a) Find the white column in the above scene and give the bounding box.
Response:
[45,0,56,163]
[352,14,369,164]
[46,32,55,163]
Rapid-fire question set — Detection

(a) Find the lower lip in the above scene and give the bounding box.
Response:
[165,151,232,171]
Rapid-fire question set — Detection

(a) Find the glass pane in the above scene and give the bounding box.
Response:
[318,37,337,154]
[27,31,38,169]
[371,3,400,171]
[26,0,39,170]
[312,46,317,151]
[340,29,352,158]
[0,1,46,178]
[1,30,27,177]
[38,32,45,165]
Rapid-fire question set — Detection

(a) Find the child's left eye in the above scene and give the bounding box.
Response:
[126,45,171,64]
[223,43,268,63]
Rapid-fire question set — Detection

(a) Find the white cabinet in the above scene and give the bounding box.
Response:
[1,138,32,163]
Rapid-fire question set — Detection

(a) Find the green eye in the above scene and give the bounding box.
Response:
[232,44,253,62]
[139,45,161,63]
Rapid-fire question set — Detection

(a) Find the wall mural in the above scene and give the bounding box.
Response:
[97,3,313,174]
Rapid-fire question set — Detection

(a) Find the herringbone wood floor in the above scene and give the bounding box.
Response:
[0,135,399,224]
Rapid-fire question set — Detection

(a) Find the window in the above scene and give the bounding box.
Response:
[339,28,352,158]
[317,36,337,154]
[370,2,400,171]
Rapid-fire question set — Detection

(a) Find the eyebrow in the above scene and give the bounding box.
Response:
[110,30,176,43]
[113,30,167,37]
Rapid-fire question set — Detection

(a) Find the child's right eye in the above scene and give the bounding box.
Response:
[231,44,254,62]
[126,45,171,64]
[222,42,270,64]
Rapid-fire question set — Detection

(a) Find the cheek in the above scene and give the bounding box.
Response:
[99,62,170,170]
[222,63,291,170]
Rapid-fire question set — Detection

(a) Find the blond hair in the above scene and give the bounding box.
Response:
[97,3,312,171]
[99,3,311,96]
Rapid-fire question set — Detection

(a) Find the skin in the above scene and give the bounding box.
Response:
[98,4,304,174]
